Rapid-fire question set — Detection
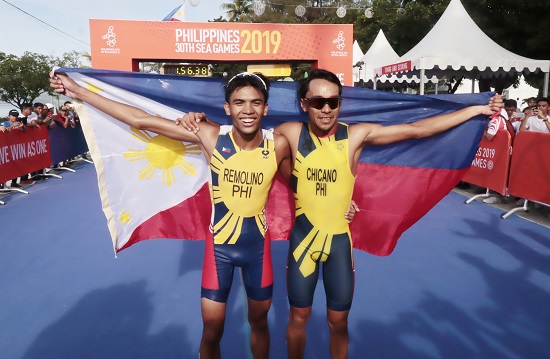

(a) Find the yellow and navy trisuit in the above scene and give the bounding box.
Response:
[287,122,356,311]
[201,126,278,303]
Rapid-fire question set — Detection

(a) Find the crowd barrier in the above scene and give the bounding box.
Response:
[0,124,89,205]
[463,129,550,218]
[49,123,89,165]
[462,130,512,196]
[0,125,51,183]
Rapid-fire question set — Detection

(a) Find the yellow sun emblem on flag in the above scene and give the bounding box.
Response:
[119,210,131,224]
[123,127,202,186]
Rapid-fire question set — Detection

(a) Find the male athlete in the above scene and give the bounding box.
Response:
[50,71,288,359]
[274,69,503,359]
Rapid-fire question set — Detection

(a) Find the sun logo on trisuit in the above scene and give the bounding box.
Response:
[209,134,277,245]
[292,135,353,278]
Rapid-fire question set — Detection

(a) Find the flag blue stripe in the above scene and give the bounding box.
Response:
[60,68,490,170]
[162,5,181,21]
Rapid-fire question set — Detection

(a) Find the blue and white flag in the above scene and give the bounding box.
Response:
[162,3,186,22]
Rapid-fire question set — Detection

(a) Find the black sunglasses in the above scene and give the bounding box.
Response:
[304,96,341,110]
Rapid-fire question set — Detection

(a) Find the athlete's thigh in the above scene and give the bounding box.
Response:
[241,254,273,302]
[322,234,354,311]
[287,246,320,308]
[201,243,236,302]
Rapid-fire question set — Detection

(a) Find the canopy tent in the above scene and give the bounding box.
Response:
[352,40,364,84]
[355,29,400,85]
[374,0,550,95]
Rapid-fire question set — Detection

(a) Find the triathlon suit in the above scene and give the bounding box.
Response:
[287,122,356,311]
[201,126,278,303]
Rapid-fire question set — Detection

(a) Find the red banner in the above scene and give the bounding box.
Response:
[380,60,412,75]
[507,131,550,204]
[0,126,51,182]
[462,130,512,195]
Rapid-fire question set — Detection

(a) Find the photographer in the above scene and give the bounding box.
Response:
[519,98,550,133]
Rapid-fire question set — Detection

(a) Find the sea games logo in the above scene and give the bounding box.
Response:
[101,26,121,54]
[331,31,348,57]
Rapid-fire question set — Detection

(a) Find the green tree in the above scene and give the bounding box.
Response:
[220,0,254,22]
[0,52,52,108]
[50,50,87,68]
[461,0,550,94]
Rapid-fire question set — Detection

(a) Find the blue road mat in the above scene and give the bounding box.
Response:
[1,162,549,359]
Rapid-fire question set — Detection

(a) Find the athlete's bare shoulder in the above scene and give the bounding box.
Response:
[273,132,291,161]
[348,122,381,146]
[275,121,301,135]
[275,121,302,146]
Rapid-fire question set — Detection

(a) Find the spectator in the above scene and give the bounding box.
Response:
[53,105,74,128]
[515,98,549,208]
[483,99,516,141]
[504,99,525,134]
[524,97,537,108]
[37,104,55,128]
[16,104,37,184]
[6,109,23,129]
[519,97,550,133]
[3,110,23,188]
[21,103,40,128]
[31,104,56,179]
[29,102,43,123]
[64,101,79,127]
[514,106,533,133]
[18,103,34,126]
[481,101,516,204]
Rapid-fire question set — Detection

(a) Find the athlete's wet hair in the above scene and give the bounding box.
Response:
[297,69,342,102]
[224,72,270,103]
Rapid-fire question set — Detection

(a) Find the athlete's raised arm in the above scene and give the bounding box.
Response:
[49,71,217,147]
[348,94,503,149]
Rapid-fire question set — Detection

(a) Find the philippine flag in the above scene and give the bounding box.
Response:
[59,68,491,256]
[162,3,186,22]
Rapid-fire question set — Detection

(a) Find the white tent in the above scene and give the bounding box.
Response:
[374,0,550,95]
[355,29,400,84]
[352,40,364,84]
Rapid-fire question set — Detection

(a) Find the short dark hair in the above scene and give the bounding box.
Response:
[34,102,43,108]
[224,72,270,103]
[504,99,517,108]
[297,69,342,102]
[537,97,549,105]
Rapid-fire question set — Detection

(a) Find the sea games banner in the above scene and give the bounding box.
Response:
[89,20,353,85]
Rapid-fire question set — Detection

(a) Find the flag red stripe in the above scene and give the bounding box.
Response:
[350,163,468,256]
[120,183,212,252]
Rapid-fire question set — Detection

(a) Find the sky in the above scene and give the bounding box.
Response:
[1,0,226,57]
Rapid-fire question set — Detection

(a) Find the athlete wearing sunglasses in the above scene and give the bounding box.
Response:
[274,69,503,359]
[304,96,341,110]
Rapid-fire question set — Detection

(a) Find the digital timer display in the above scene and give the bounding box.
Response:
[163,64,210,77]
